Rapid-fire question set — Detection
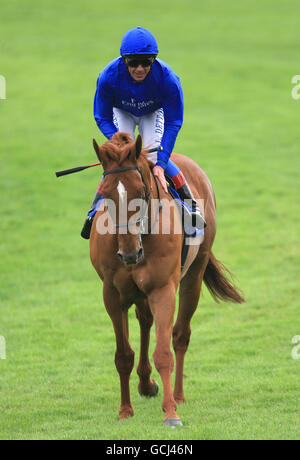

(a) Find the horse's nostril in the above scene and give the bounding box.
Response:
[117,248,144,265]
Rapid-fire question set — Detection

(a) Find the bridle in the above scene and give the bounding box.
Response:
[103,165,156,234]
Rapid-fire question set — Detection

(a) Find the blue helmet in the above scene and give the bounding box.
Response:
[120,27,158,56]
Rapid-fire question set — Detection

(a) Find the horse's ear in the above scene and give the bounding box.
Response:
[135,134,142,159]
[93,138,103,162]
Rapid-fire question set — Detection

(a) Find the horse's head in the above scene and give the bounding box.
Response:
[93,132,152,266]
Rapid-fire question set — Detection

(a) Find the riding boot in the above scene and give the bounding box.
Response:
[81,191,103,240]
[164,160,207,230]
[176,183,207,230]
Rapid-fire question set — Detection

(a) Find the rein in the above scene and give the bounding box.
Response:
[149,169,163,234]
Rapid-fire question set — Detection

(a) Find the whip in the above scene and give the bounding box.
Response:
[55,146,162,178]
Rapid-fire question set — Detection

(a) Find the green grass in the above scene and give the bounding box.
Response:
[0,0,299,440]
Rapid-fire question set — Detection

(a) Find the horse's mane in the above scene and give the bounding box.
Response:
[101,132,149,167]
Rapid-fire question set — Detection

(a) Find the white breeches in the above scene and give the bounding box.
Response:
[113,107,164,164]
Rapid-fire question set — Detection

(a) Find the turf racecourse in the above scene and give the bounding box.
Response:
[0,0,299,440]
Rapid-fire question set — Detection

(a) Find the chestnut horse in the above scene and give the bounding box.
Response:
[90,132,244,426]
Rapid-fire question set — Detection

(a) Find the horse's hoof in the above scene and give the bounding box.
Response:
[151,380,159,397]
[138,380,159,397]
[119,407,134,420]
[163,417,183,427]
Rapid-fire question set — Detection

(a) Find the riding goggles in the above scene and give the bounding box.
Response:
[124,55,155,68]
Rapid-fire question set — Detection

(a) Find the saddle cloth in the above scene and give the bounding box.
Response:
[167,186,204,278]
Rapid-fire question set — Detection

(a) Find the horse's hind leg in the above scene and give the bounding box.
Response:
[172,253,210,404]
[135,300,159,397]
[103,284,135,420]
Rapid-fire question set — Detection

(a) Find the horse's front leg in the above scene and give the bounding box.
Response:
[148,282,182,426]
[103,283,135,420]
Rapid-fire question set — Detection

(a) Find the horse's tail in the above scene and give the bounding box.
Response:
[203,252,245,304]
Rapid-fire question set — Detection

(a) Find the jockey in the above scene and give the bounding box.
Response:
[81,26,206,239]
